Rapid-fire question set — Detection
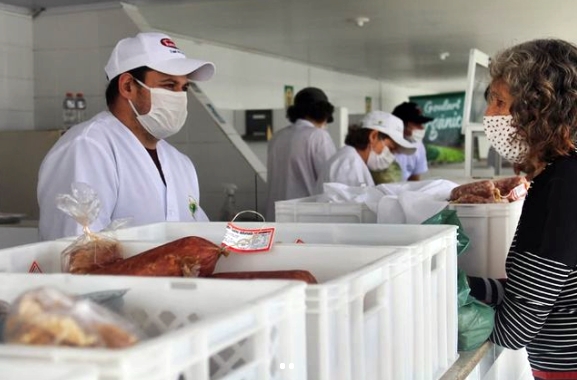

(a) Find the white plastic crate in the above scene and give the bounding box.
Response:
[0,240,404,380]
[480,348,532,380]
[275,196,377,223]
[0,359,98,380]
[448,200,523,278]
[76,222,457,380]
[0,273,307,380]
[275,195,523,279]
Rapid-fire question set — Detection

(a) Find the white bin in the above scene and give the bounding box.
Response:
[448,200,523,278]
[0,359,98,380]
[0,273,306,380]
[275,196,523,278]
[0,224,456,380]
[70,222,456,380]
[480,347,532,380]
[275,196,377,223]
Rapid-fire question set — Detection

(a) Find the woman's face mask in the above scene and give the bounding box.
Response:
[367,145,396,171]
[483,115,529,163]
[129,78,188,140]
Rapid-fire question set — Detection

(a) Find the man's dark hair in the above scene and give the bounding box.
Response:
[286,87,334,123]
[344,124,386,150]
[105,66,151,106]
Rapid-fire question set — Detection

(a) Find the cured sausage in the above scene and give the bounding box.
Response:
[449,180,498,202]
[89,236,229,277]
[209,270,318,284]
[449,176,529,204]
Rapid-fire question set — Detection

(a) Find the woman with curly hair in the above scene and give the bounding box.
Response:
[477,39,577,379]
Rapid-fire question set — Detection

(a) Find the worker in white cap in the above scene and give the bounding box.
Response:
[38,32,215,240]
[316,111,416,192]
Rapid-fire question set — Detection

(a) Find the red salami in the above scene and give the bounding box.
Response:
[450,180,498,202]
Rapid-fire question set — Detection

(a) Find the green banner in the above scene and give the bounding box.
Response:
[409,92,465,163]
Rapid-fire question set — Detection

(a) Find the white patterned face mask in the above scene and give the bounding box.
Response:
[483,115,529,163]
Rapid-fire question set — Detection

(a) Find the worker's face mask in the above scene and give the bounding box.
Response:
[411,128,426,142]
[367,146,396,171]
[128,78,188,140]
[483,115,528,163]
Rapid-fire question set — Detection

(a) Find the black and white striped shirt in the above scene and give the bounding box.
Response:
[490,156,577,374]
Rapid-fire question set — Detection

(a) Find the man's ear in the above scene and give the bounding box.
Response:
[118,73,136,100]
[368,129,379,143]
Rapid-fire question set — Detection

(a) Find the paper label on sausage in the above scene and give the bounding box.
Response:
[507,184,528,201]
[222,223,275,253]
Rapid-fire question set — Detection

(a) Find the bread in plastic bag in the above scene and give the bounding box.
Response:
[3,287,143,348]
[57,182,129,274]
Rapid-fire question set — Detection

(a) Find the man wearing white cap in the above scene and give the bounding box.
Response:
[316,111,416,192]
[37,32,215,240]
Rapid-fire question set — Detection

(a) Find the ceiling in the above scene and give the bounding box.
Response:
[6,0,577,91]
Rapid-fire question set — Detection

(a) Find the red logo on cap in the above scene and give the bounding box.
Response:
[160,38,178,49]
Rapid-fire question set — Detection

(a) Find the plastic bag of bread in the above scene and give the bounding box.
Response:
[57,182,128,274]
[3,287,143,348]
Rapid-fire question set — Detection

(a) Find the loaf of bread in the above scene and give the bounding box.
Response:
[64,239,122,274]
[4,287,140,348]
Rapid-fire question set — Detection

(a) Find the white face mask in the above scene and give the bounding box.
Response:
[483,115,529,163]
[411,128,426,142]
[129,78,188,140]
[367,146,396,171]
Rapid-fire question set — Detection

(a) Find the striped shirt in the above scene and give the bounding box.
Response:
[490,156,577,376]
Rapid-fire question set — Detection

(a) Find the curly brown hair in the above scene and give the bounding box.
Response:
[489,39,577,176]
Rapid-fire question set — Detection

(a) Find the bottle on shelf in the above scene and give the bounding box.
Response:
[62,92,76,130]
[75,92,87,124]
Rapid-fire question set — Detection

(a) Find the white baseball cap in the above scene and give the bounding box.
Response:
[104,32,215,81]
[361,111,417,155]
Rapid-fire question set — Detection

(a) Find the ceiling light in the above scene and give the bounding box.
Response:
[439,52,450,60]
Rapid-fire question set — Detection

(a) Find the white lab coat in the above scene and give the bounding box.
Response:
[315,145,375,194]
[266,119,336,220]
[37,111,208,241]
[395,140,428,181]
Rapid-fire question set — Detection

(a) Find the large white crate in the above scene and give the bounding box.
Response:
[0,273,307,380]
[275,196,377,223]
[448,200,523,278]
[480,348,532,380]
[276,195,523,278]
[80,222,456,380]
[0,359,98,380]
[0,224,456,380]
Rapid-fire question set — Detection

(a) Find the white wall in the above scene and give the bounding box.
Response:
[33,4,140,130]
[174,37,429,114]
[31,4,433,128]
[0,7,33,130]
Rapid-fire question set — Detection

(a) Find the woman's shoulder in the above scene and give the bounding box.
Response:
[549,154,577,175]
